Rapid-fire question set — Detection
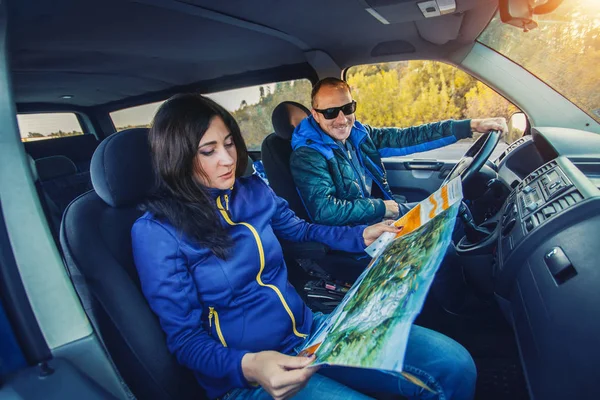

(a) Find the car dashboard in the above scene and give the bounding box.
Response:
[489,127,600,399]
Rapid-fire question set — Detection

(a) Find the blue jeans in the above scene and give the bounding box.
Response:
[223,314,476,400]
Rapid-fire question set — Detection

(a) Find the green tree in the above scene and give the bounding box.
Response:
[231,79,312,150]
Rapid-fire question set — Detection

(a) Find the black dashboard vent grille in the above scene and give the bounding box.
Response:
[507,137,526,153]
[522,160,558,187]
[538,160,557,174]
[532,190,583,226]
[497,137,528,165]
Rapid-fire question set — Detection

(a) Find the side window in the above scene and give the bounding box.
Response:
[346,61,521,159]
[110,102,162,133]
[109,78,312,151]
[207,79,312,151]
[17,113,83,142]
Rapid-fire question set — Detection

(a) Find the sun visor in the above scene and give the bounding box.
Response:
[415,12,464,45]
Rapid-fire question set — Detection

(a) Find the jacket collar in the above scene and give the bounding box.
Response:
[207,184,234,211]
[291,115,369,151]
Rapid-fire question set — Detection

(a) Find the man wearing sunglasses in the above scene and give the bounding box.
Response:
[290,77,507,227]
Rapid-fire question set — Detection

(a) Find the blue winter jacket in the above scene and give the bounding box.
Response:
[290,116,472,226]
[131,175,367,399]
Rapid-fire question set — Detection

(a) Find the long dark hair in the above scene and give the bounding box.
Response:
[143,93,248,258]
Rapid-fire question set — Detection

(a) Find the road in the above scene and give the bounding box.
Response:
[384,142,509,162]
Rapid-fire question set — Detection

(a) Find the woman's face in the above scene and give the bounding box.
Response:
[194,116,237,190]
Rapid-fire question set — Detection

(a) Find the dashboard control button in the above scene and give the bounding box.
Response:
[523,185,534,194]
[525,219,534,231]
[526,202,538,212]
[542,207,556,218]
[544,247,577,284]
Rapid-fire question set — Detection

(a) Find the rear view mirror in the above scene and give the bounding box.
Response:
[499,0,564,31]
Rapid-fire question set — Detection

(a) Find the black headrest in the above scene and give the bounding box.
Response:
[35,155,78,181]
[271,101,310,141]
[91,128,154,208]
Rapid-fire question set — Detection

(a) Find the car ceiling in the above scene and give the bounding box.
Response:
[8,0,498,108]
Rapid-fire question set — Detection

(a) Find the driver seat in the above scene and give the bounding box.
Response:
[262,101,369,283]
[262,101,311,220]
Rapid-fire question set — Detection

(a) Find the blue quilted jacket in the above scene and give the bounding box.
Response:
[290,116,472,226]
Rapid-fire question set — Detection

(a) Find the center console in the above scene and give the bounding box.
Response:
[490,151,600,400]
[495,156,596,298]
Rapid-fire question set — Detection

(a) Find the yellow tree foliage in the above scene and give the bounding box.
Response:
[348,60,485,129]
[464,82,521,142]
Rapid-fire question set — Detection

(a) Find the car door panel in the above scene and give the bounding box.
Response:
[383,158,457,202]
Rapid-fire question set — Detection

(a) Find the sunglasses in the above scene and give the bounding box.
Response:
[314,101,357,120]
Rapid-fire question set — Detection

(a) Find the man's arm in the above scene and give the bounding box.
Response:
[290,147,386,226]
[366,120,472,154]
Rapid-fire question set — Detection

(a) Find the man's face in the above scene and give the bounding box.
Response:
[311,85,355,142]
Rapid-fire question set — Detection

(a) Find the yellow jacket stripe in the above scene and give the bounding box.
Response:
[217,196,307,338]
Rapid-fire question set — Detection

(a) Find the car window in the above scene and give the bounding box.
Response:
[478,0,600,123]
[345,61,520,160]
[17,113,83,142]
[110,78,312,151]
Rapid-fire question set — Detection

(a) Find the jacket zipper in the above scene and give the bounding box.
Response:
[208,307,228,347]
[216,195,307,338]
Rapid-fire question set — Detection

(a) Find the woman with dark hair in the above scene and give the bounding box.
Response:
[132,93,476,400]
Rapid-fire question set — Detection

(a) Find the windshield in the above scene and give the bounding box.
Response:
[478,0,600,123]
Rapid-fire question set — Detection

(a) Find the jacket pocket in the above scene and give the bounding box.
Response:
[208,307,228,347]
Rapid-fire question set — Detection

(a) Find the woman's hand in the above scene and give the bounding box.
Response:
[241,351,319,400]
[363,220,403,247]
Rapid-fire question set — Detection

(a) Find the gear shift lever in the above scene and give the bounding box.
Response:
[458,201,491,245]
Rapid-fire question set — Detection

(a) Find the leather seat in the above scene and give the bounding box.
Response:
[262,101,311,220]
[60,128,204,400]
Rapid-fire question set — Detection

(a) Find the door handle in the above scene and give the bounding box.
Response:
[403,162,443,171]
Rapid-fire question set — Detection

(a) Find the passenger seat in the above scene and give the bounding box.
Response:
[60,128,202,400]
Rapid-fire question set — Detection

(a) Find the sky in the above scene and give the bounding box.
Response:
[17,83,275,138]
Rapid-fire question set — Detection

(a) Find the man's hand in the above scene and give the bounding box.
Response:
[241,351,319,400]
[383,200,399,219]
[470,117,508,136]
[363,220,403,247]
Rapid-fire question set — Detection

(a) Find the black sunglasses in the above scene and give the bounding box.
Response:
[314,101,357,120]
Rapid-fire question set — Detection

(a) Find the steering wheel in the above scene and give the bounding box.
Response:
[442,130,501,186]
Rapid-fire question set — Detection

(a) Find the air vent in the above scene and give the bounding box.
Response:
[538,161,557,174]
[498,137,527,165]
[530,190,583,228]
[506,137,526,153]
[523,160,558,185]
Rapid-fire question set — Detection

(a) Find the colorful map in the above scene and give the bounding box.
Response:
[299,177,463,391]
